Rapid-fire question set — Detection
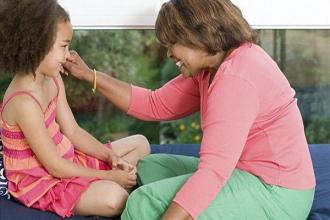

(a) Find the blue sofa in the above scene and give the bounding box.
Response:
[1,144,330,220]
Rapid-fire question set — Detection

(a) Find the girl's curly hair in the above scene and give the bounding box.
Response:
[0,0,70,75]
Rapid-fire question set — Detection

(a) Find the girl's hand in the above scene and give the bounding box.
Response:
[106,170,137,190]
[63,50,93,81]
[107,150,137,174]
[116,158,137,174]
[108,150,120,169]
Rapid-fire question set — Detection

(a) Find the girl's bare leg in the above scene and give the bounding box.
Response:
[111,134,150,166]
[74,180,128,217]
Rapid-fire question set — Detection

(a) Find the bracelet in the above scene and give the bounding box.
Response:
[92,69,97,94]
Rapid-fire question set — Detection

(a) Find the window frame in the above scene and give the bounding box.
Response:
[58,0,330,30]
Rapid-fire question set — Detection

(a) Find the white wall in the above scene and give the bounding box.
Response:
[58,0,330,29]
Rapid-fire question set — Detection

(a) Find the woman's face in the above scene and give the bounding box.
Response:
[167,43,209,78]
[167,43,222,78]
[38,22,73,77]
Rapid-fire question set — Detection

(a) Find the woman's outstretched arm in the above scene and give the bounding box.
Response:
[64,51,200,121]
[64,51,131,112]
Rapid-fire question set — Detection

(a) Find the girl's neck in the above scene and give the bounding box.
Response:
[12,72,51,94]
[16,72,48,87]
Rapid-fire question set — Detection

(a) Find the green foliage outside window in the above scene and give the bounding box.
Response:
[0,30,329,144]
[170,114,202,144]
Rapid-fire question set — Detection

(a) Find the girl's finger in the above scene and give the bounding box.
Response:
[129,174,137,181]
[127,180,136,187]
[112,156,119,168]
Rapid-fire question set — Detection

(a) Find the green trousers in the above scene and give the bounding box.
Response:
[121,154,314,220]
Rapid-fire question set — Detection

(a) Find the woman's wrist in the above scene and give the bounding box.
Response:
[83,68,95,83]
[162,202,192,220]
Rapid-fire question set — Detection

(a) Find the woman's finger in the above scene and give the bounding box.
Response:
[67,50,79,63]
[70,50,78,56]
[63,60,74,70]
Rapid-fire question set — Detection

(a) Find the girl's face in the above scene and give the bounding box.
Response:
[38,22,73,77]
[167,43,222,78]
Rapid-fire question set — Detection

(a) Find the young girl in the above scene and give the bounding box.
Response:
[0,0,150,218]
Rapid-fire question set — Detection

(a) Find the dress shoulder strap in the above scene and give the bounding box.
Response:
[1,91,43,120]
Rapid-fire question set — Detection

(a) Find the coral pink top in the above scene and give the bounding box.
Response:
[128,43,315,218]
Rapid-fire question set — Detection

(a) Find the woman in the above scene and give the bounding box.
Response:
[64,0,315,219]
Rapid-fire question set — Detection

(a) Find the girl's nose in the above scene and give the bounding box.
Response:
[64,47,71,59]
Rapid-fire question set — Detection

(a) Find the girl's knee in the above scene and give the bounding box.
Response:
[104,187,129,216]
[134,134,151,156]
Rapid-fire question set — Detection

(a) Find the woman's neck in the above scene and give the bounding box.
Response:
[207,48,234,84]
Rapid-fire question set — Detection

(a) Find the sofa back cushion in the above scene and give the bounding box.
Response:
[0,134,10,200]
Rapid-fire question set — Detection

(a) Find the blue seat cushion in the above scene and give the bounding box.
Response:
[308,144,330,220]
[1,144,330,219]
[0,145,10,200]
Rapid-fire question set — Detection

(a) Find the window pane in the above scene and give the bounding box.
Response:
[260,30,330,143]
[2,30,327,144]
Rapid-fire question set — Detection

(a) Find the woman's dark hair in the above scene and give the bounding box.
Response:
[156,0,257,54]
[0,0,70,75]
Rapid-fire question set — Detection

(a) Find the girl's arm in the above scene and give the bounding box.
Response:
[55,75,115,162]
[13,96,136,188]
[12,95,133,183]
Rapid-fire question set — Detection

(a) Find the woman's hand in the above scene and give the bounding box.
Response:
[161,202,193,220]
[63,51,93,81]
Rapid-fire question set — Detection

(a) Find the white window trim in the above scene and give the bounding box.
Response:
[58,0,330,30]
